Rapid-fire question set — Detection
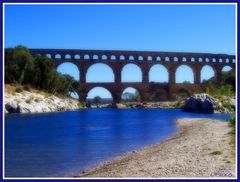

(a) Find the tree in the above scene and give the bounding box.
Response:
[122,92,135,101]
[5,46,34,84]
[33,56,55,89]
[93,96,101,107]
[182,81,191,84]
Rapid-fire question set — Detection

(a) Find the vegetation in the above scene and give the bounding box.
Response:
[229,115,236,147]
[209,150,223,155]
[78,101,86,108]
[122,91,140,102]
[202,71,235,96]
[93,96,102,106]
[5,46,79,96]
[229,115,235,128]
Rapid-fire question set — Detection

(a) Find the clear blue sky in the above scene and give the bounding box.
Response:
[5,4,236,98]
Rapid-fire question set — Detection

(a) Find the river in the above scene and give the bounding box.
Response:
[5,108,230,177]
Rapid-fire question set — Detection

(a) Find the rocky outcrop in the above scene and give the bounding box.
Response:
[5,91,82,114]
[182,93,235,114]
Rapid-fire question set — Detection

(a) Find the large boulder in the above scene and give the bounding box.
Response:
[5,102,21,113]
[182,94,214,114]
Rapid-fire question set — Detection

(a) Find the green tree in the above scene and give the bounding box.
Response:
[93,96,101,106]
[5,46,34,84]
[33,56,55,89]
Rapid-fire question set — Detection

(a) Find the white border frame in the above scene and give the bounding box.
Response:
[2,2,238,180]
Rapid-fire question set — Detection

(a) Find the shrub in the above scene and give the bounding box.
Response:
[217,84,233,96]
[23,84,31,91]
[78,101,86,108]
[25,96,34,104]
[229,115,235,128]
[222,100,232,111]
[15,86,23,93]
[209,150,222,155]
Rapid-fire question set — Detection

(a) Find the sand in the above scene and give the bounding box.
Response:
[77,118,236,178]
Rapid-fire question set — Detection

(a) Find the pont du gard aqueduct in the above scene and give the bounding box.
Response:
[28,49,235,103]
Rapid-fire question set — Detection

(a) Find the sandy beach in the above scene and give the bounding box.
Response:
[78,118,236,178]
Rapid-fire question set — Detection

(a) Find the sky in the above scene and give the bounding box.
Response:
[4,4,236,98]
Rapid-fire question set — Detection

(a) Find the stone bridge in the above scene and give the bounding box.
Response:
[29,49,236,103]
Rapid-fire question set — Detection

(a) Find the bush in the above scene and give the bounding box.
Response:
[229,115,235,128]
[221,99,232,111]
[25,96,34,104]
[217,84,233,96]
[78,101,86,108]
[15,86,23,93]
[209,150,223,155]
[23,84,31,91]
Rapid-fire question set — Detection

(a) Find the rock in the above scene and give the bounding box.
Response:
[182,93,234,114]
[5,102,21,113]
[182,94,214,114]
[5,90,81,114]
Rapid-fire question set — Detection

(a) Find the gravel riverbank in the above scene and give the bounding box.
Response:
[79,118,235,178]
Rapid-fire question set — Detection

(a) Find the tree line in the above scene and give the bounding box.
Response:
[5,46,79,96]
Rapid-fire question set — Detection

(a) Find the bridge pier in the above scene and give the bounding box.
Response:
[78,93,87,103]
[112,93,122,103]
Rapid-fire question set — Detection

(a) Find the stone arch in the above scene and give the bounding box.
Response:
[121,63,142,82]
[74,54,80,59]
[46,53,52,59]
[182,57,187,62]
[174,57,178,62]
[222,65,232,72]
[86,87,113,104]
[84,54,90,60]
[156,56,161,61]
[111,55,116,60]
[121,87,141,102]
[191,57,195,62]
[120,55,125,60]
[56,62,80,80]
[200,65,215,83]
[102,55,107,60]
[212,58,216,62]
[219,58,223,63]
[55,54,61,59]
[149,64,169,83]
[138,56,143,61]
[198,57,203,62]
[165,57,170,61]
[147,56,152,61]
[93,54,99,60]
[175,65,194,84]
[205,58,210,62]
[56,62,80,99]
[86,63,114,83]
[65,54,71,59]
[225,58,230,63]
[150,88,168,101]
[129,55,134,61]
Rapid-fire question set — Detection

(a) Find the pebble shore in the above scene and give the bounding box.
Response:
[79,118,235,178]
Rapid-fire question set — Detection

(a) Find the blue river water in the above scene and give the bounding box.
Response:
[5,108,231,177]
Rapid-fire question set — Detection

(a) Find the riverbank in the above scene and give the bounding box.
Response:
[4,84,81,113]
[79,118,235,178]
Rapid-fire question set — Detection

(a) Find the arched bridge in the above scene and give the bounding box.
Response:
[29,49,236,103]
